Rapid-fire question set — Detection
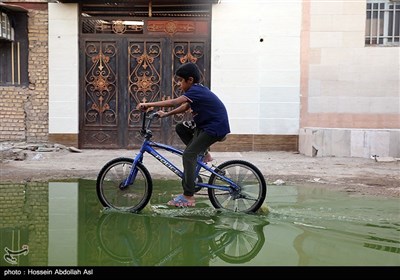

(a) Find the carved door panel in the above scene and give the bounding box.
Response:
[80,39,123,148]
[126,39,165,149]
[79,20,209,149]
[126,39,208,149]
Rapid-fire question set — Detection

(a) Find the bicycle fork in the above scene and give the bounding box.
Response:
[121,153,144,189]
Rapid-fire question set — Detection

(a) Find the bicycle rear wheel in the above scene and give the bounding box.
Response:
[210,215,268,264]
[207,160,267,213]
[96,157,152,213]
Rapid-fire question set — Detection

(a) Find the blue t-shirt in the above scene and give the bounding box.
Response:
[183,84,230,138]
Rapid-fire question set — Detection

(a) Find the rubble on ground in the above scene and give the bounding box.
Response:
[0,142,81,162]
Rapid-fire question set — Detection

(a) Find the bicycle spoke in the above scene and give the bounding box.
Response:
[208,160,266,213]
[96,158,152,212]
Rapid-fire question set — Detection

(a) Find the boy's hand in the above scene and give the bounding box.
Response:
[137,103,147,111]
[137,103,154,112]
[156,110,167,118]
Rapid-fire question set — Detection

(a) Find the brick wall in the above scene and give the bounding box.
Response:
[0,183,48,266]
[0,2,49,143]
[0,88,28,140]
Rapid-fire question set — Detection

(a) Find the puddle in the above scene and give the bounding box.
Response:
[0,180,399,267]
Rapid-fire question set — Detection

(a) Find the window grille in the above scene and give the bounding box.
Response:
[0,12,14,40]
[366,0,400,46]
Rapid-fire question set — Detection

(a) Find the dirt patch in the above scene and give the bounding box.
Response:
[1,145,399,198]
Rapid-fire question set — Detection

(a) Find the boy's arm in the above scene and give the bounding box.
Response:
[157,102,190,118]
[137,95,187,110]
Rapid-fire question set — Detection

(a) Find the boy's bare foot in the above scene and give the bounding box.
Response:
[203,152,214,163]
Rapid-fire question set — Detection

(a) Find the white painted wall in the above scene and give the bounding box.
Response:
[48,3,79,134]
[48,182,78,266]
[211,0,302,135]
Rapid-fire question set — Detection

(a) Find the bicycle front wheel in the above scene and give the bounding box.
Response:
[208,160,267,213]
[96,157,152,213]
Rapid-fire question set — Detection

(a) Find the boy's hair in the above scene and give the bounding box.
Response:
[175,62,201,83]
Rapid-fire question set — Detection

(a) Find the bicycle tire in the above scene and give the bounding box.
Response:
[210,216,268,264]
[207,160,267,213]
[96,157,152,213]
[96,212,152,264]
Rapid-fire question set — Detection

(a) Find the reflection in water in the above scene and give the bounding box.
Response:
[0,180,399,266]
[265,185,400,266]
[96,211,269,266]
[0,180,268,267]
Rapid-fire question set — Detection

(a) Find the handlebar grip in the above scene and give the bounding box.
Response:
[149,112,160,119]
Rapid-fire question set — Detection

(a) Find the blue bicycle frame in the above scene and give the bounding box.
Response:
[122,138,240,192]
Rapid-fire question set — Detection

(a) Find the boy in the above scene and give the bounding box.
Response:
[137,62,230,207]
[175,120,214,163]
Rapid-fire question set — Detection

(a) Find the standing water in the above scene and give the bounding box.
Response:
[0,179,398,267]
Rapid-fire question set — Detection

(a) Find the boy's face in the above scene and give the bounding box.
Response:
[177,76,193,92]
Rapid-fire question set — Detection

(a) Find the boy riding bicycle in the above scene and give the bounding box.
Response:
[137,62,230,207]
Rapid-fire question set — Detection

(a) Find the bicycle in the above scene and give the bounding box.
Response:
[96,211,269,266]
[96,110,267,213]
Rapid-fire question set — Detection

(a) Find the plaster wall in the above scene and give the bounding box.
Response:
[211,0,302,135]
[48,3,79,134]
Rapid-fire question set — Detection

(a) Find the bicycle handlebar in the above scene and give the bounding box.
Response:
[148,112,160,120]
[140,110,160,138]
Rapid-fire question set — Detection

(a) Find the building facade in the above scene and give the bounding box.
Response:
[0,0,399,158]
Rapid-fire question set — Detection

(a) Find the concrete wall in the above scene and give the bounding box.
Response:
[298,0,400,158]
[48,3,79,135]
[299,128,400,158]
[211,0,302,135]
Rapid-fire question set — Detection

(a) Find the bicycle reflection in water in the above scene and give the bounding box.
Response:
[96,210,269,266]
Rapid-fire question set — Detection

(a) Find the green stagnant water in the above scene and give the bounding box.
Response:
[0,179,399,267]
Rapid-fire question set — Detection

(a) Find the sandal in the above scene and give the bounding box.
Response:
[167,195,196,207]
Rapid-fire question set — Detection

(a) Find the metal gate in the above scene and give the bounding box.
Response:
[78,7,211,149]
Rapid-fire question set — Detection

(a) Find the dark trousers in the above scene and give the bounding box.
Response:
[175,122,222,196]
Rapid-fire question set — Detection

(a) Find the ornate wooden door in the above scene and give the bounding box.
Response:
[79,19,210,149]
